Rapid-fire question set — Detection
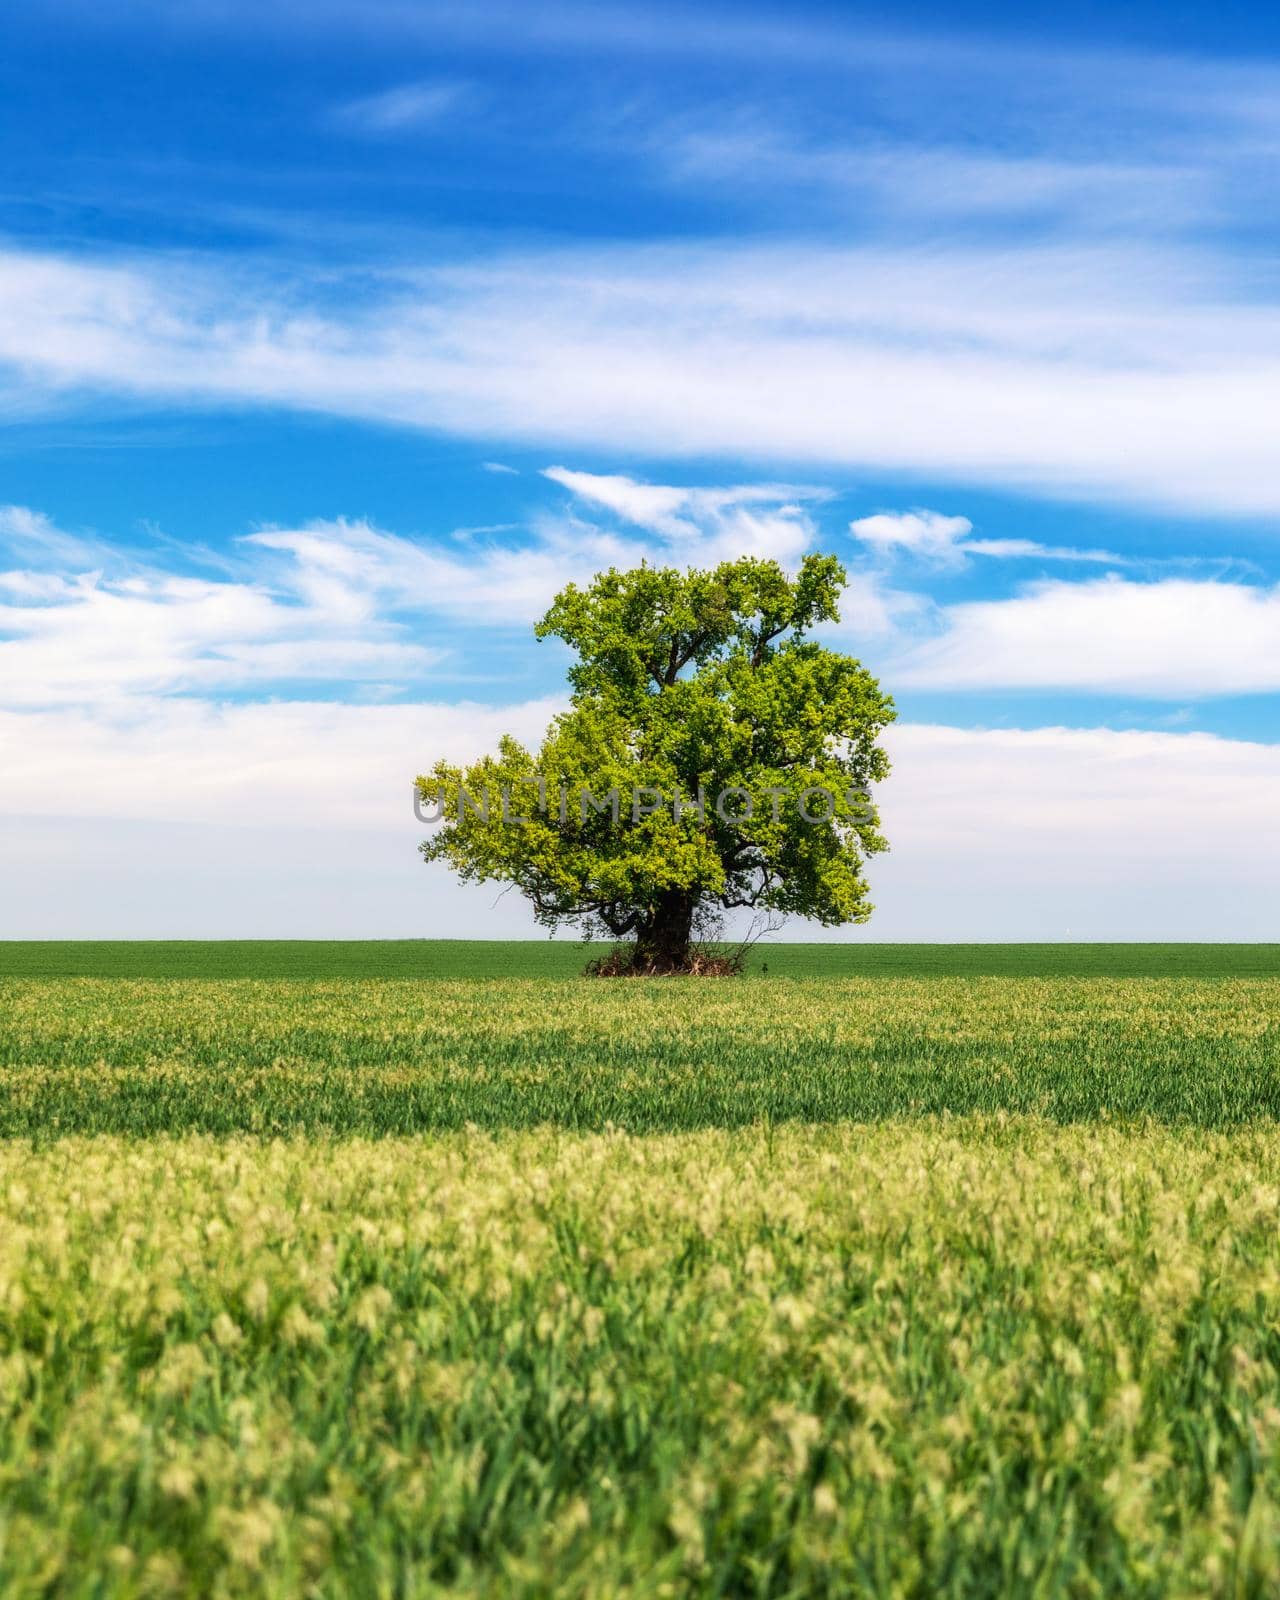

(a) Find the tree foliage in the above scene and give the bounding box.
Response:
[417,554,895,969]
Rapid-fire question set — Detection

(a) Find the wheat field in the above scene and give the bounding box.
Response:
[2,972,1279,1594]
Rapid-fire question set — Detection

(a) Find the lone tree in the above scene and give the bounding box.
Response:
[417,554,895,973]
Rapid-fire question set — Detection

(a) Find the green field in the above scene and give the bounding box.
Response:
[1,976,1278,1136]
[6,1121,1280,1598]
[3,960,1280,1595]
[1,938,1278,979]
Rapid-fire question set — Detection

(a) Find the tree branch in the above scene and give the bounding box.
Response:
[750,622,786,669]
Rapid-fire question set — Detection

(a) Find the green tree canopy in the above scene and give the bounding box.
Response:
[417,553,895,971]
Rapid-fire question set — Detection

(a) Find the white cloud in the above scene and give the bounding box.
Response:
[661,124,1211,237]
[895,575,1280,696]
[0,480,840,710]
[849,509,1125,568]
[332,79,470,134]
[542,467,821,562]
[1,503,71,551]
[864,722,1280,938]
[10,493,1277,713]
[849,510,975,566]
[0,503,111,568]
[883,722,1280,858]
[543,468,700,539]
[11,238,1280,516]
[0,497,1275,936]
[0,571,440,706]
[0,692,569,938]
[247,516,636,630]
[827,573,931,643]
[0,514,453,708]
[246,486,819,630]
[962,538,1125,564]
[0,694,564,828]
[1,706,1276,938]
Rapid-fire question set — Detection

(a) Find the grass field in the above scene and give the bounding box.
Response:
[6,1121,1280,1597]
[1,938,1278,979]
[3,957,1280,1595]
[1,976,1278,1136]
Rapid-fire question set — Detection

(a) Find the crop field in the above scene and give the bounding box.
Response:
[2,958,1280,1595]
[1,976,1278,1137]
[3,939,1280,979]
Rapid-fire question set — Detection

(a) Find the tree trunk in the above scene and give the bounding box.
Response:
[634,891,697,971]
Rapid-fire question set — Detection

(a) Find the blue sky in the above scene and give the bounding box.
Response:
[1,0,1278,937]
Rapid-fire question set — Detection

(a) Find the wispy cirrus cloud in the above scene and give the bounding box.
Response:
[849,510,1126,569]
[656,122,1215,236]
[7,481,1279,713]
[0,477,830,709]
[8,237,1280,517]
[0,504,110,569]
[541,467,823,555]
[331,79,473,134]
